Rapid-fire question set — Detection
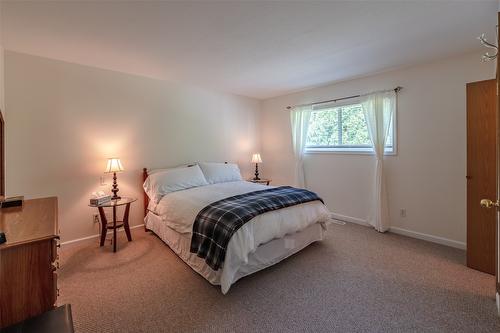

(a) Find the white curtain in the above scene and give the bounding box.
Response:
[290,105,312,188]
[361,91,396,232]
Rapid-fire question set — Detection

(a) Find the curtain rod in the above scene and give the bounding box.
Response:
[285,86,402,110]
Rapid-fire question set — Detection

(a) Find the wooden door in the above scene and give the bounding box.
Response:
[496,12,500,313]
[467,79,497,275]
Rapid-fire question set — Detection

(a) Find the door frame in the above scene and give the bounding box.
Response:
[0,110,4,196]
[496,12,500,316]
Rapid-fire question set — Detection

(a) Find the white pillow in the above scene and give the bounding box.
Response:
[143,165,208,203]
[198,162,243,184]
[148,163,196,175]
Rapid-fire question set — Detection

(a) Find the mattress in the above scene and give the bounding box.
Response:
[145,211,325,294]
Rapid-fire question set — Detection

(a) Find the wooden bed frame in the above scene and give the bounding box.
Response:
[142,168,150,216]
[142,168,150,232]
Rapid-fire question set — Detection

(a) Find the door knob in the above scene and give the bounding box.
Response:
[480,199,500,208]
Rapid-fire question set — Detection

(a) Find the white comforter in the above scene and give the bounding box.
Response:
[149,181,330,292]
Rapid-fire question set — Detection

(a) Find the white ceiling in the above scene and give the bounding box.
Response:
[2,1,497,99]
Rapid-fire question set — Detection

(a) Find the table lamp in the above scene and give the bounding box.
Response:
[251,153,262,180]
[105,158,124,200]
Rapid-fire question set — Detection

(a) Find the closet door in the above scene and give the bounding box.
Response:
[466,79,496,275]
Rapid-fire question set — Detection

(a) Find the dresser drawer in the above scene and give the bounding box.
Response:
[0,239,58,328]
[0,197,59,328]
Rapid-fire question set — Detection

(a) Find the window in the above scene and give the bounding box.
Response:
[305,101,395,154]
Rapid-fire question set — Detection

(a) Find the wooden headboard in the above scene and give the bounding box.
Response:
[142,168,149,220]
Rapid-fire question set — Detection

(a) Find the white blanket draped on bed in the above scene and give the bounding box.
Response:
[146,181,331,293]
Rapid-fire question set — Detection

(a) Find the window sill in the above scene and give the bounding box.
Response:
[305,148,397,156]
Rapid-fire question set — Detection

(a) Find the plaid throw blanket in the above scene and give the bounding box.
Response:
[190,186,324,271]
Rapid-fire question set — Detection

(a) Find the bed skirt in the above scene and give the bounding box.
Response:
[145,212,325,294]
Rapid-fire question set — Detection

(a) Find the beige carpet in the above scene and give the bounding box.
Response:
[58,223,500,332]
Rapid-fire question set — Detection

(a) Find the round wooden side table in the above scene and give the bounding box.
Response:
[89,197,137,252]
[247,178,271,186]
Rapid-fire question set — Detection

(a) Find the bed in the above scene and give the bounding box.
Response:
[142,163,330,294]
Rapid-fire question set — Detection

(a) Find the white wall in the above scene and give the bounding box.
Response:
[260,51,495,247]
[5,51,261,242]
[4,49,495,247]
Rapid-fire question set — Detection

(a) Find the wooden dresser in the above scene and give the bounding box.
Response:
[0,197,59,329]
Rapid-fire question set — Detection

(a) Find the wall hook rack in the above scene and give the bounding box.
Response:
[478,29,498,62]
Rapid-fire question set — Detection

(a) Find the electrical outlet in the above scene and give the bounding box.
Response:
[93,214,100,224]
[100,176,107,186]
[400,208,407,218]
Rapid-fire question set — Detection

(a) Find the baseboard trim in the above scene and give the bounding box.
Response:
[331,212,466,250]
[63,218,466,250]
[330,212,370,227]
[389,226,466,250]
[61,224,145,246]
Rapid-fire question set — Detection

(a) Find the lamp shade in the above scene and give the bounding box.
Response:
[251,153,262,164]
[105,158,124,173]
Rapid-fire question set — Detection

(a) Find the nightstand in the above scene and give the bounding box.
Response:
[247,179,271,186]
[89,197,137,252]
